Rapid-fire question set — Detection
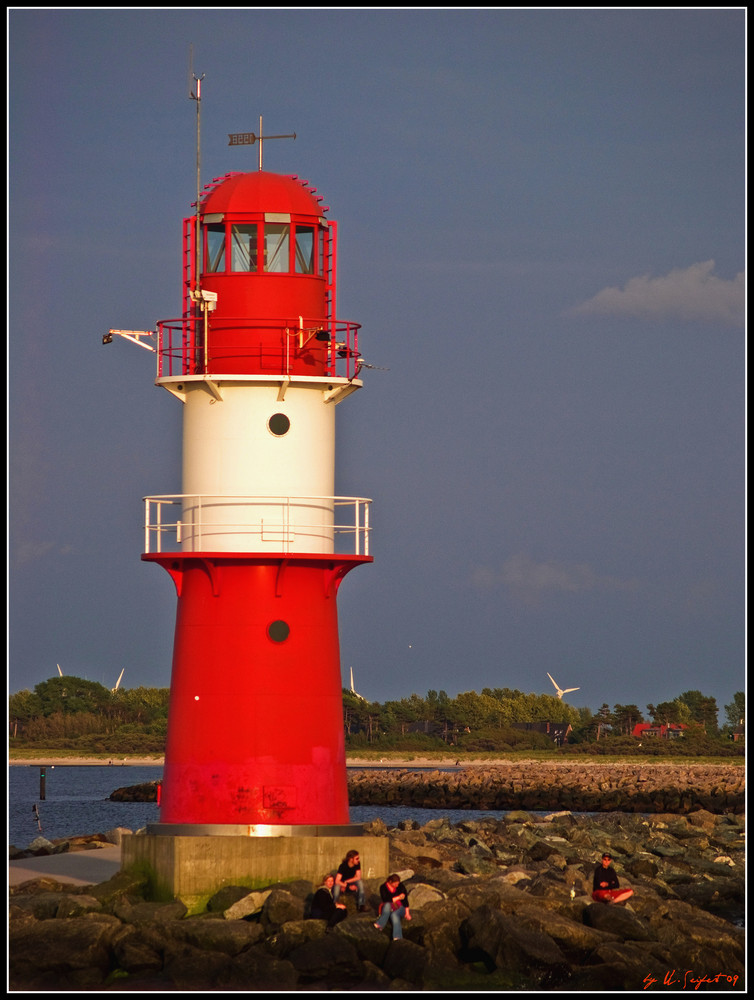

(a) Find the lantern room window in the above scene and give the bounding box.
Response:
[205,224,226,273]
[231,224,258,272]
[264,223,290,272]
[295,226,315,274]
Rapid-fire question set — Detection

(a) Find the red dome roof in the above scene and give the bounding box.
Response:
[200,171,326,217]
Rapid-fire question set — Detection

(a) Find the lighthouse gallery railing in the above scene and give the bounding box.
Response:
[143,494,371,556]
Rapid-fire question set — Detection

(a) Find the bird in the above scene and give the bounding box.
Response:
[547,672,580,700]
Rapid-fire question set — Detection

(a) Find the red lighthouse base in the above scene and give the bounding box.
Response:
[144,552,371,828]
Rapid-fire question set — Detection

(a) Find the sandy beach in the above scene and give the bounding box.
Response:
[10,753,740,769]
[8,754,469,768]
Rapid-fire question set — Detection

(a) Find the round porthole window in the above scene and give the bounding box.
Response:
[268,413,291,436]
[268,620,290,643]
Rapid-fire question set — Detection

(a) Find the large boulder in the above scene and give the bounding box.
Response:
[287,930,364,983]
[260,888,306,930]
[461,904,570,985]
[9,914,126,987]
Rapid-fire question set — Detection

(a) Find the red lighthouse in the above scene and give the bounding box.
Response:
[135,167,371,831]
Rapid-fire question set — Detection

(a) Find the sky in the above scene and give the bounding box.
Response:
[9,9,745,723]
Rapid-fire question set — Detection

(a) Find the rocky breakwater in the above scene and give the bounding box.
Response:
[9,809,744,991]
[348,762,745,814]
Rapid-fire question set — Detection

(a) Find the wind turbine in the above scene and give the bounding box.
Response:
[547,672,580,700]
[57,664,63,677]
[112,668,125,693]
[349,667,365,701]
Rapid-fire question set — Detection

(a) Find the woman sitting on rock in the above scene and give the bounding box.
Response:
[592,852,634,903]
[374,874,411,939]
[310,874,348,929]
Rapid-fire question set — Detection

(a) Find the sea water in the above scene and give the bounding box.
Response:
[8,765,513,850]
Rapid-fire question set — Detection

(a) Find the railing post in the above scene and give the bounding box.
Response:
[364,500,370,557]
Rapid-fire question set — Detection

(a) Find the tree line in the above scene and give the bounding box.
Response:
[8,676,744,756]
[342,687,744,755]
[8,677,170,754]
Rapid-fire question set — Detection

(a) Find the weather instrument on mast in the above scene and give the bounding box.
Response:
[228,116,296,170]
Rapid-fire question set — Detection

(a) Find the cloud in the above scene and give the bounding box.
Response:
[570,261,744,327]
[471,552,640,606]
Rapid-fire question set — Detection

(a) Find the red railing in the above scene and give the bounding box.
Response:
[155,316,362,380]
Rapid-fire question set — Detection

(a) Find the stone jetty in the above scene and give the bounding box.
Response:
[106,761,745,814]
[9,809,745,990]
[348,762,745,814]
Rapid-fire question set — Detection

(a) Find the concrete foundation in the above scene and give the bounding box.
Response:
[121,825,389,911]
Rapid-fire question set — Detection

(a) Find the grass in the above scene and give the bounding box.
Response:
[345,748,743,766]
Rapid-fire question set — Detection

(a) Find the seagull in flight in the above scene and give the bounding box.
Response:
[547,672,580,700]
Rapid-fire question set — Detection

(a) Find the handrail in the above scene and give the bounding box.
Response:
[143,494,372,556]
[156,316,361,380]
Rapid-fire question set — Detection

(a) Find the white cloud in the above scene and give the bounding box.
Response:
[571,261,744,327]
[471,552,639,606]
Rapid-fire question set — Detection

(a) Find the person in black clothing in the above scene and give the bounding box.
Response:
[333,849,366,910]
[310,874,347,928]
[373,874,411,939]
[592,852,634,903]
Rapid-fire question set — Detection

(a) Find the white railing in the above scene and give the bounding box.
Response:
[143,494,371,556]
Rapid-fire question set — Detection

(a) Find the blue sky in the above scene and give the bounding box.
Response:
[9,10,745,722]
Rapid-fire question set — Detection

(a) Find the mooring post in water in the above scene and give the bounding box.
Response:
[39,766,46,800]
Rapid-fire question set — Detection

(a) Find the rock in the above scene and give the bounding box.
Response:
[382,938,428,985]
[9,915,124,987]
[26,836,56,855]
[111,924,165,976]
[334,916,391,966]
[346,763,744,814]
[55,894,104,918]
[265,918,325,958]
[7,808,746,992]
[104,826,132,846]
[403,882,445,908]
[206,884,256,913]
[161,940,232,989]
[583,901,653,940]
[113,899,188,923]
[461,904,570,985]
[109,781,159,802]
[261,889,306,930]
[223,889,272,920]
[216,946,299,989]
[287,929,364,983]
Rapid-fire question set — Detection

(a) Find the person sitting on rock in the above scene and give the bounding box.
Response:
[310,874,348,929]
[592,852,634,903]
[333,849,367,911]
[373,874,411,939]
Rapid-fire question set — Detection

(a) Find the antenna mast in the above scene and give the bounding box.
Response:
[189,46,204,291]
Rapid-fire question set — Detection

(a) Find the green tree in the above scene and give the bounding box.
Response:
[724,691,745,729]
[677,690,719,734]
[594,703,612,740]
[647,699,692,726]
[32,676,112,717]
[9,689,42,729]
[611,704,643,736]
